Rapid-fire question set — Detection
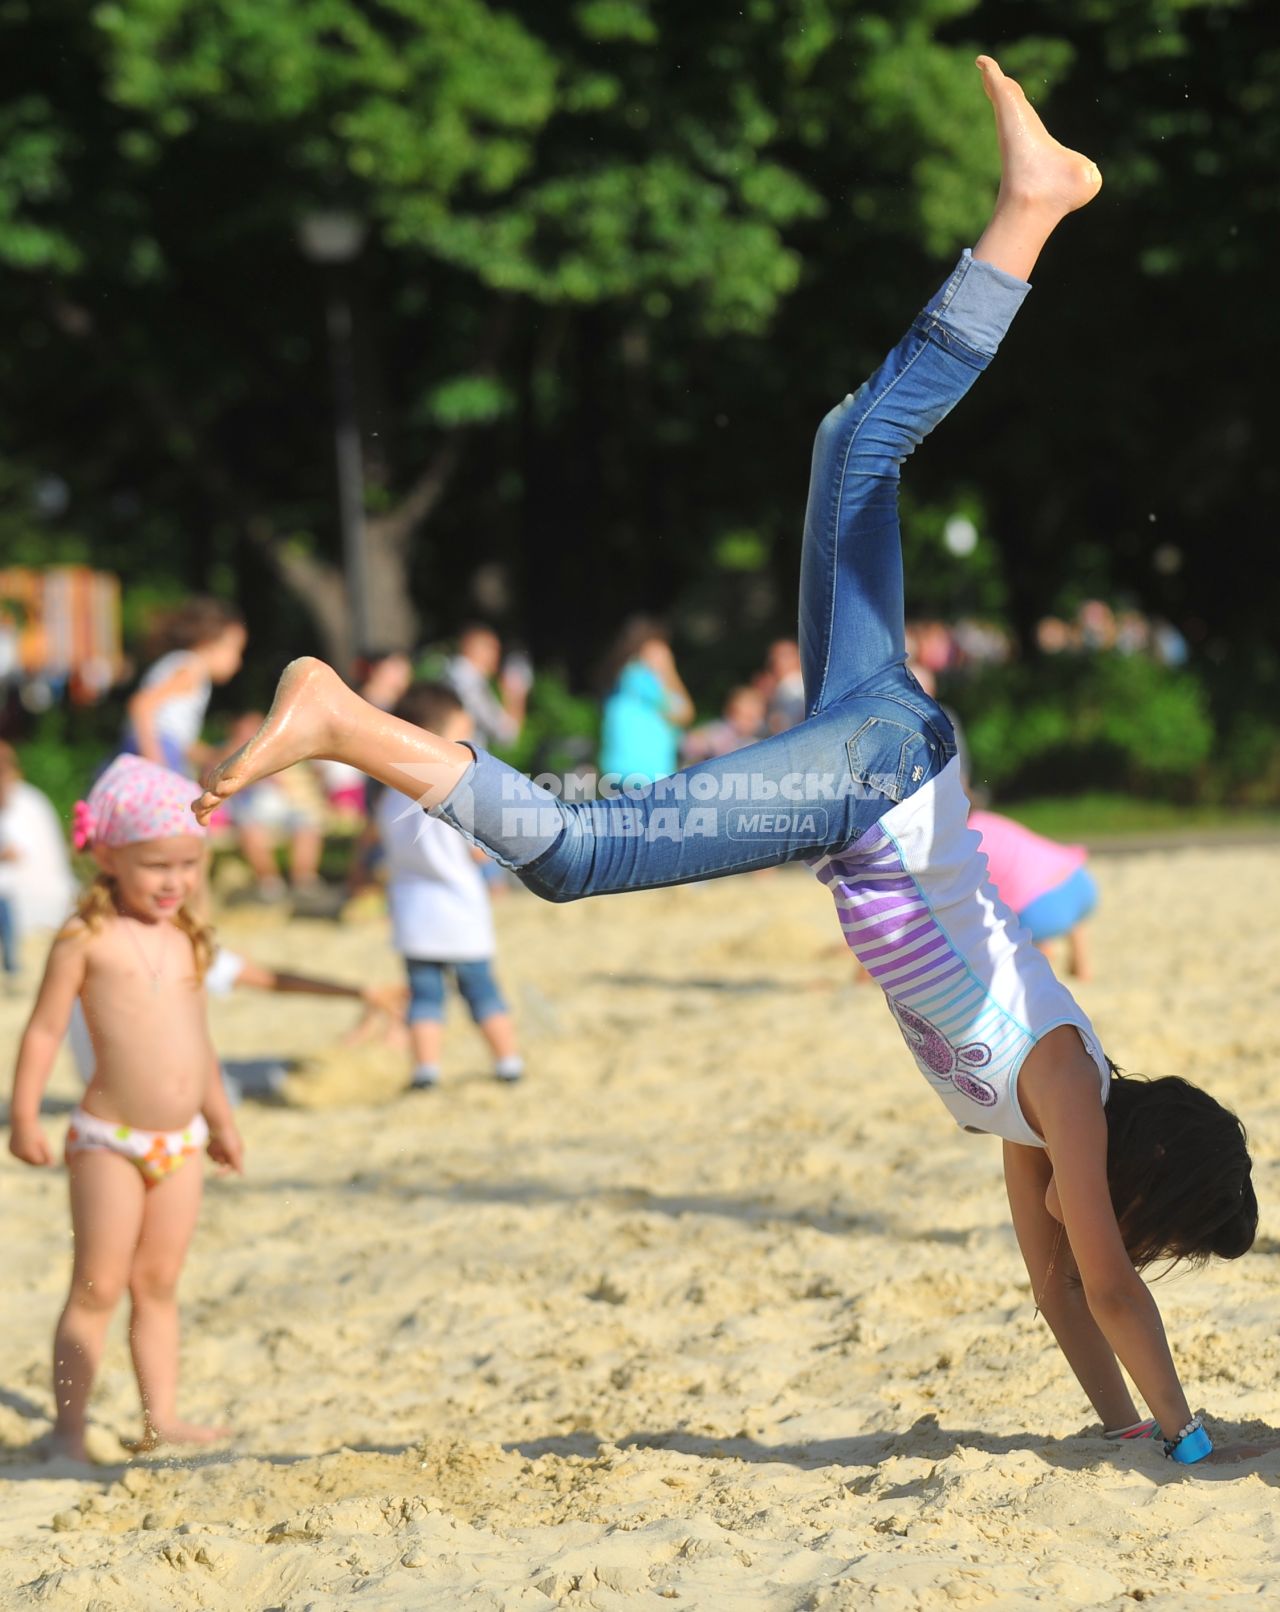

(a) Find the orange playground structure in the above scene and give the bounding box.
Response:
[0,566,125,705]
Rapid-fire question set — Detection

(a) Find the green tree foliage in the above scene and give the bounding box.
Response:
[0,0,1276,760]
[953,653,1216,798]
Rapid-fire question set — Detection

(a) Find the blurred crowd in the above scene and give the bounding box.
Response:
[0,593,1184,933]
[0,598,1098,1068]
[1033,600,1189,665]
[901,600,1189,679]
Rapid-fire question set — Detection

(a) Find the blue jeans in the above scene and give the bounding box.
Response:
[405,957,508,1024]
[434,251,1029,900]
[0,895,17,974]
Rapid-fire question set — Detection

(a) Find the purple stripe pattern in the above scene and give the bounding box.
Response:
[811,823,1034,1119]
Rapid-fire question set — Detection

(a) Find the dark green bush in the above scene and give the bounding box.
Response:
[1211,716,1280,807]
[948,653,1215,800]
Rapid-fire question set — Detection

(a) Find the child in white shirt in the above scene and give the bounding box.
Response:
[376,683,523,1090]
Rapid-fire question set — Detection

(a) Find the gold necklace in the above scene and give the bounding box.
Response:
[1034,1221,1066,1319]
[122,916,168,993]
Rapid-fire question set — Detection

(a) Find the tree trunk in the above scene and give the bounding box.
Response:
[246,518,353,668]
[361,515,418,654]
[246,440,465,669]
[361,431,467,654]
[139,308,515,666]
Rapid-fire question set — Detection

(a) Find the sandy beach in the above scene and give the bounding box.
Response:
[1,845,1278,1610]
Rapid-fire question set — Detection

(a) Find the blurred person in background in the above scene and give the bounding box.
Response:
[123,599,246,777]
[356,648,415,713]
[906,619,953,680]
[912,628,1091,983]
[218,713,326,905]
[1078,598,1117,652]
[598,616,693,785]
[1114,609,1151,656]
[447,625,529,752]
[1035,614,1077,654]
[375,682,524,1091]
[952,617,1013,667]
[682,685,766,763]
[970,809,1097,980]
[762,638,806,734]
[1152,618,1189,667]
[317,649,414,827]
[0,743,77,987]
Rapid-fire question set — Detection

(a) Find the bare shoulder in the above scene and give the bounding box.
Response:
[51,916,96,957]
[53,913,124,975]
[29,917,93,1007]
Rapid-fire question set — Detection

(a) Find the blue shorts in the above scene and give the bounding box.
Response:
[1019,866,1098,944]
[405,957,507,1024]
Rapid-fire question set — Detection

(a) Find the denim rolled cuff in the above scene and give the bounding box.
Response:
[926,248,1030,357]
[428,744,566,873]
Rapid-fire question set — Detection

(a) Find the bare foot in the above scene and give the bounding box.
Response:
[193,657,356,825]
[44,1428,89,1463]
[123,1418,232,1454]
[978,55,1102,217]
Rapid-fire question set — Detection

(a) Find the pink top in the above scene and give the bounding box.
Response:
[968,810,1086,916]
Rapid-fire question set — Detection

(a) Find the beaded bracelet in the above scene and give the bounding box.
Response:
[1163,1414,1213,1464]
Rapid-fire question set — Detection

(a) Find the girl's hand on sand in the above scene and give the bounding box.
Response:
[207,1125,245,1175]
[8,1121,54,1167]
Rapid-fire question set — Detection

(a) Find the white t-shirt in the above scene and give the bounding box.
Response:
[139,650,211,751]
[811,760,1108,1149]
[0,780,78,933]
[68,947,245,1084]
[376,788,494,962]
[447,654,518,749]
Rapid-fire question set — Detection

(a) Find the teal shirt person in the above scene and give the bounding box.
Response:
[600,662,680,784]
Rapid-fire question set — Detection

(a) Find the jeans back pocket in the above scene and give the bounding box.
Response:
[846,716,936,805]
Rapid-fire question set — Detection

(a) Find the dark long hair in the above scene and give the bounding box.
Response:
[1105,1065,1257,1271]
[596,615,668,696]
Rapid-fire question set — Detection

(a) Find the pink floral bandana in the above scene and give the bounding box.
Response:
[73,755,207,850]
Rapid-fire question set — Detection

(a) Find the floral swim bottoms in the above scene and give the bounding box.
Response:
[65,1105,208,1188]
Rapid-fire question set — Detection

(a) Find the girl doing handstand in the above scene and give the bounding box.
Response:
[193,59,1256,1466]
